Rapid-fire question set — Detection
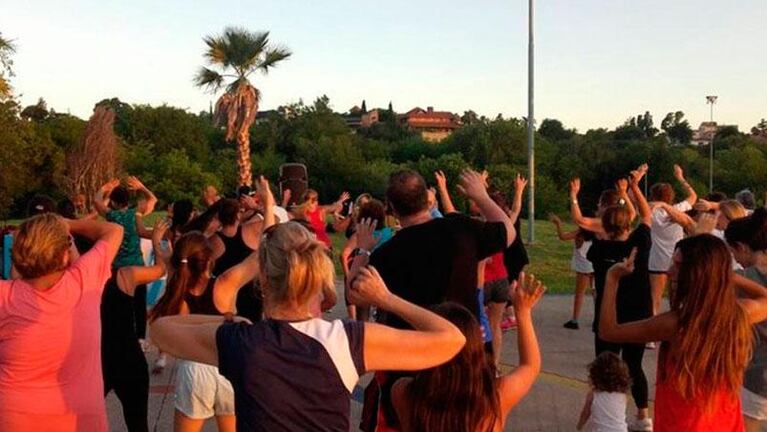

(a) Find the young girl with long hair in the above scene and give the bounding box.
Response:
[600,234,767,431]
[390,272,545,432]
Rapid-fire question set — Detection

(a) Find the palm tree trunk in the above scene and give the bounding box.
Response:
[237,128,253,186]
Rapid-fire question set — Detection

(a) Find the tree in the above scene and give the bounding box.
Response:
[661,111,693,145]
[752,119,767,137]
[21,98,49,122]
[0,32,15,101]
[539,118,575,141]
[461,110,480,125]
[194,27,291,186]
[636,111,658,138]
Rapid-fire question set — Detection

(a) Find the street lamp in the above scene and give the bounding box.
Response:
[706,95,717,192]
[527,0,535,243]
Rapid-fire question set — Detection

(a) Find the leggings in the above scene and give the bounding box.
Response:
[103,352,149,432]
[595,335,648,409]
[133,284,147,339]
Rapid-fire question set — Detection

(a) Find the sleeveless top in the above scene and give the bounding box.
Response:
[106,208,143,268]
[307,208,332,248]
[213,226,254,277]
[101,275,142,362]
[184,278,224,316]
[654,354,744,432]
[584,392,627,431]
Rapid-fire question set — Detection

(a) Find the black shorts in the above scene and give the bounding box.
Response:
[483,278,510,304]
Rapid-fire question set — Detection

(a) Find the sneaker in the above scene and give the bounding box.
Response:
[646,342,657,350]
[563,320,580,330]
[500,316,517,332]
[628,417,653,431]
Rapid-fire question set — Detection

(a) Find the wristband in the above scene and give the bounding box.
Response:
[355,248,372,258]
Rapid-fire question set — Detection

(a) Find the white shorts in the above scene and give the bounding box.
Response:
[742,387,767,421]
[175,360,235,419]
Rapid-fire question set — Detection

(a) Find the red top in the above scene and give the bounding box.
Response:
[654,358,744,432]
[307,208,332,248]
[483,252,508,283]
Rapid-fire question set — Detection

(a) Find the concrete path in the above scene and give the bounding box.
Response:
[107,289,662,431]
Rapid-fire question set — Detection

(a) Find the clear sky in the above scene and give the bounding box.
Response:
[3,0,766,131]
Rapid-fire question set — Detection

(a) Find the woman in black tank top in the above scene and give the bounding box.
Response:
[101,220,168,432]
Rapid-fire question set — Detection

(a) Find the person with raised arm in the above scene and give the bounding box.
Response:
[292,189,349,249]
[391,272,544,432]
[101,218,169,432]
[150,220,465,432]
[647,164,698,316]
[0,214,123,431]
[550,213,594,330]
[585,167,654,431]
[600,234,767,431]
[569,167,643,237]
[349,168,514,430]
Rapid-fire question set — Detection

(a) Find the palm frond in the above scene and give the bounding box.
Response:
[258,46,292,74]
[0,33,16,53]
[202,34,227,65]
[193,67,225,93]
[222,27,269,72]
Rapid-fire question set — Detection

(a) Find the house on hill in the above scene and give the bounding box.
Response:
[398,107,462,142]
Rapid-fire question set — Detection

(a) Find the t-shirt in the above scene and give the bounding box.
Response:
[587,223,652,332]
[217,319,365,432]
[742,266,767,397]
[0,240,112,431]
[503,218,529,282]
[369,213,507,329]
[106,208,143,268]
[648,201,692,272]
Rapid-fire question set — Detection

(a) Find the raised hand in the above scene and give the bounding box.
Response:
[480,170,490,188]
[694,199,714,212]
[152,218,170,243]
[569,178,581,198]
[693,210,718,235]
[125,176,146,191]
[511,272,546,312]
[457,169,490,201]
[255,175,275,207]
[548,213,562,225]
[630,164,648,185]
[356,217,379,251]
[673,164,685,182]
[515,173,529,192]
[434,170,448,191]
[349,266,391,308]
[607,248,637,279]
[338,191,351,203]
[615,178,629,194]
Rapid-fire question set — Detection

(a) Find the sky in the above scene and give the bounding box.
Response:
[2,0,766,132]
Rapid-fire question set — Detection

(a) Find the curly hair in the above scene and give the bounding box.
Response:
[588,352,631,393]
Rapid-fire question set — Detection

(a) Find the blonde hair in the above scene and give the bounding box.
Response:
[259,222,335,307]
[12,213,70,279]
[720,200,747,222]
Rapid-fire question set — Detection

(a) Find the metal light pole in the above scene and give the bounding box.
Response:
[706,95,718,192]
[527,0,535,244]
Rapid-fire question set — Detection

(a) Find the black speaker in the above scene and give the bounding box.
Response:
[279,163,308,207]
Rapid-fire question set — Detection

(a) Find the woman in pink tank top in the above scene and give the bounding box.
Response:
[599,234,767,432]
[294,189,349,248]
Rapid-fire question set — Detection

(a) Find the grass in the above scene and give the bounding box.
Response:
[4,214,577,295]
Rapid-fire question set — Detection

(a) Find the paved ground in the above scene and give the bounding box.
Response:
[107,288,662,432]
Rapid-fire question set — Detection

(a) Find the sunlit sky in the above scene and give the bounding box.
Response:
[3,0,766,131]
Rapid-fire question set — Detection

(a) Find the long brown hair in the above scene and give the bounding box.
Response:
[408,303,499,432]
[667,234,752,409]
[149,231,213,321]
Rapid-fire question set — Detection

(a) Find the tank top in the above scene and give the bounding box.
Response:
[584,392,627,431]
[654,356,744,432]
[184,278,224,316]
[106,208,143,268]
[307,208,332,248]
[101,276,142,360]
[213,226,254,277]
[484,252,508,283]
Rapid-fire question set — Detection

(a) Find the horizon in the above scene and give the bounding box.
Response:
[3,0,766,132]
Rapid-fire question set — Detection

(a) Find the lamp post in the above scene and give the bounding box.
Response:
[527,0,535,243]
[706,95,717,192]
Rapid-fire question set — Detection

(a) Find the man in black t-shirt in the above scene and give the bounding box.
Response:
[349,169,514,430]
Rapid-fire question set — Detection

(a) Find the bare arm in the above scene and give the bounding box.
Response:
[616,178,637,223]
[352,267,466,371]
[569,178,606,234]
[127,176,157,216]
[117,219,170,296]
[149,315,227,366]
[67,217,123,263]
[499,273,544,414]
[321,191,350,213]
[598,251,678,343]
[460,169,515,247]
[653,202,695,230]
[508,173,528,224]
[549,214,578,241]
[629,169,652,226]
[674,164,697,206]
[93,179,119,217]
[734,273,767,324]
[434,170,457,214]
[577,391,593,431]
[135,213,153,239]
[341,234,359,277]
[213,253,260,313]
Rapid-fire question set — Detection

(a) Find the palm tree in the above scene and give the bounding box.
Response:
[0,32,16,101]
[195,27,291,186]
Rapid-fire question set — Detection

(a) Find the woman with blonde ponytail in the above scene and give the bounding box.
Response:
[151,219,466,432]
